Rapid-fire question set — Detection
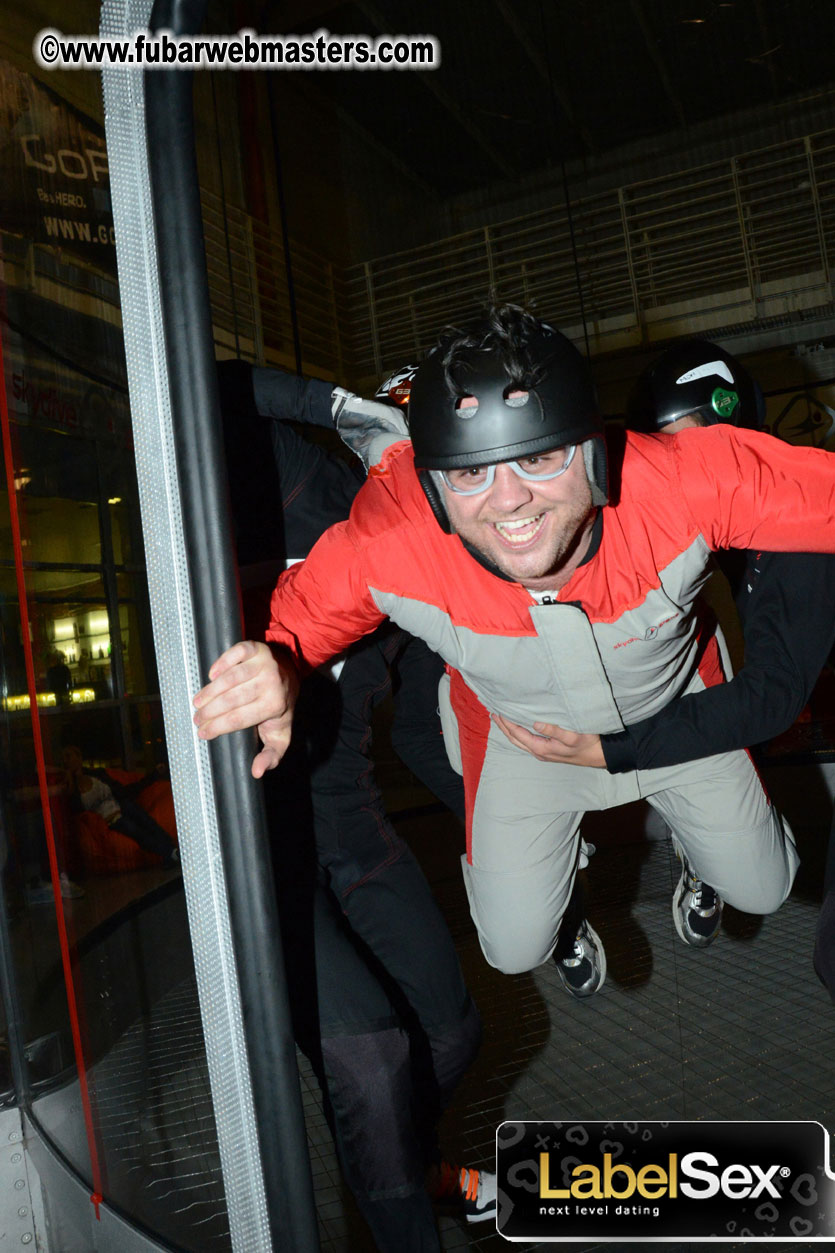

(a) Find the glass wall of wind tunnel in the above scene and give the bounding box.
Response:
[0,50,230,1251]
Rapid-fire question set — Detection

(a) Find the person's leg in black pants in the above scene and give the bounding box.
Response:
[111,798,178,865]
[266,744,443,1251]
[301,644,481,1165]
[389,635,465,820]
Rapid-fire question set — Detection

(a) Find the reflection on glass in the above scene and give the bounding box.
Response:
[1,586,227,1246]
[0,582,111,711]
[0,806,11,1104]
[128,699,166,773]
[0,44,231,1248]
[0,719,77,1107]
[0,353,230,1253]
[99,444,144,567]
[116,574,159,706]
[0,428,101,568]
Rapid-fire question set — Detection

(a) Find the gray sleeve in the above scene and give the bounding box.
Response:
[331,388,410,471]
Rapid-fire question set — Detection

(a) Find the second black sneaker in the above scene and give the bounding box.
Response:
[672,846,723,947]
[555,919,607,998]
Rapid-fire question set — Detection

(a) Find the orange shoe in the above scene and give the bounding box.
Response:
[429,1160,496,1224]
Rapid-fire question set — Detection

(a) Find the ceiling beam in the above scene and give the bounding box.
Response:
[356,0,517,181]
[256,0,344,31]
[629,0,687,130]
[492,0,597,156]
[753,0,782,99]
[279,74,438,201]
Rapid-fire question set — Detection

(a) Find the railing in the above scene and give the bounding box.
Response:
[336,127,835,381]
[201,193,344,378]
[15,125,828,388]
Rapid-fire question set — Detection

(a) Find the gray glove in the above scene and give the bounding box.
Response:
[331,388,410,472]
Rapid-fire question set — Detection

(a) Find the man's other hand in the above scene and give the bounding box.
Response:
[492,714,606,767]
[192,641,299,778]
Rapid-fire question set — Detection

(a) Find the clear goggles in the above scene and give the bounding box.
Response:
[440,444,577,496]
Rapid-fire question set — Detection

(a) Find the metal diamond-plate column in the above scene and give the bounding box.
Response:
[100,2,318,1249]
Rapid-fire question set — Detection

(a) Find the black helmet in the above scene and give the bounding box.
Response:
[409,310,607,531]
[375,364,418,408]
[627,339,762,433]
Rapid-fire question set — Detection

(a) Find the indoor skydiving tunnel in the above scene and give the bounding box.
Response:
[2,0,835,1250]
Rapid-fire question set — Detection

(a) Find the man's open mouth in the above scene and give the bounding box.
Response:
[492,513,546,546]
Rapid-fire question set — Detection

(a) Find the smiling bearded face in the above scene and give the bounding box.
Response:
[442,440,597,590]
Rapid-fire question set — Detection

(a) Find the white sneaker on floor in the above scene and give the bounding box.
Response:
[59,872,85,900]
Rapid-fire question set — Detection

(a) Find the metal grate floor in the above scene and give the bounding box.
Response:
[84,978,231,1251]
[303,787,835,1253]
[428,838,835,1253]
[54,766,833,1253]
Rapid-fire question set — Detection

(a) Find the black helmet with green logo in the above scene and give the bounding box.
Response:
[627,339,762,433]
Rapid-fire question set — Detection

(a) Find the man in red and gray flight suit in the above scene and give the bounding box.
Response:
[194,306,835,985]
[528,338,835,985]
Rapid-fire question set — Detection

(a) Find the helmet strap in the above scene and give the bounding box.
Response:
[418,468,452,533]
[582,438,608,506]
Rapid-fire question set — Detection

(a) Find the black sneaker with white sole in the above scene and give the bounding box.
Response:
[672,849,723,947]
[555,919,606,998]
